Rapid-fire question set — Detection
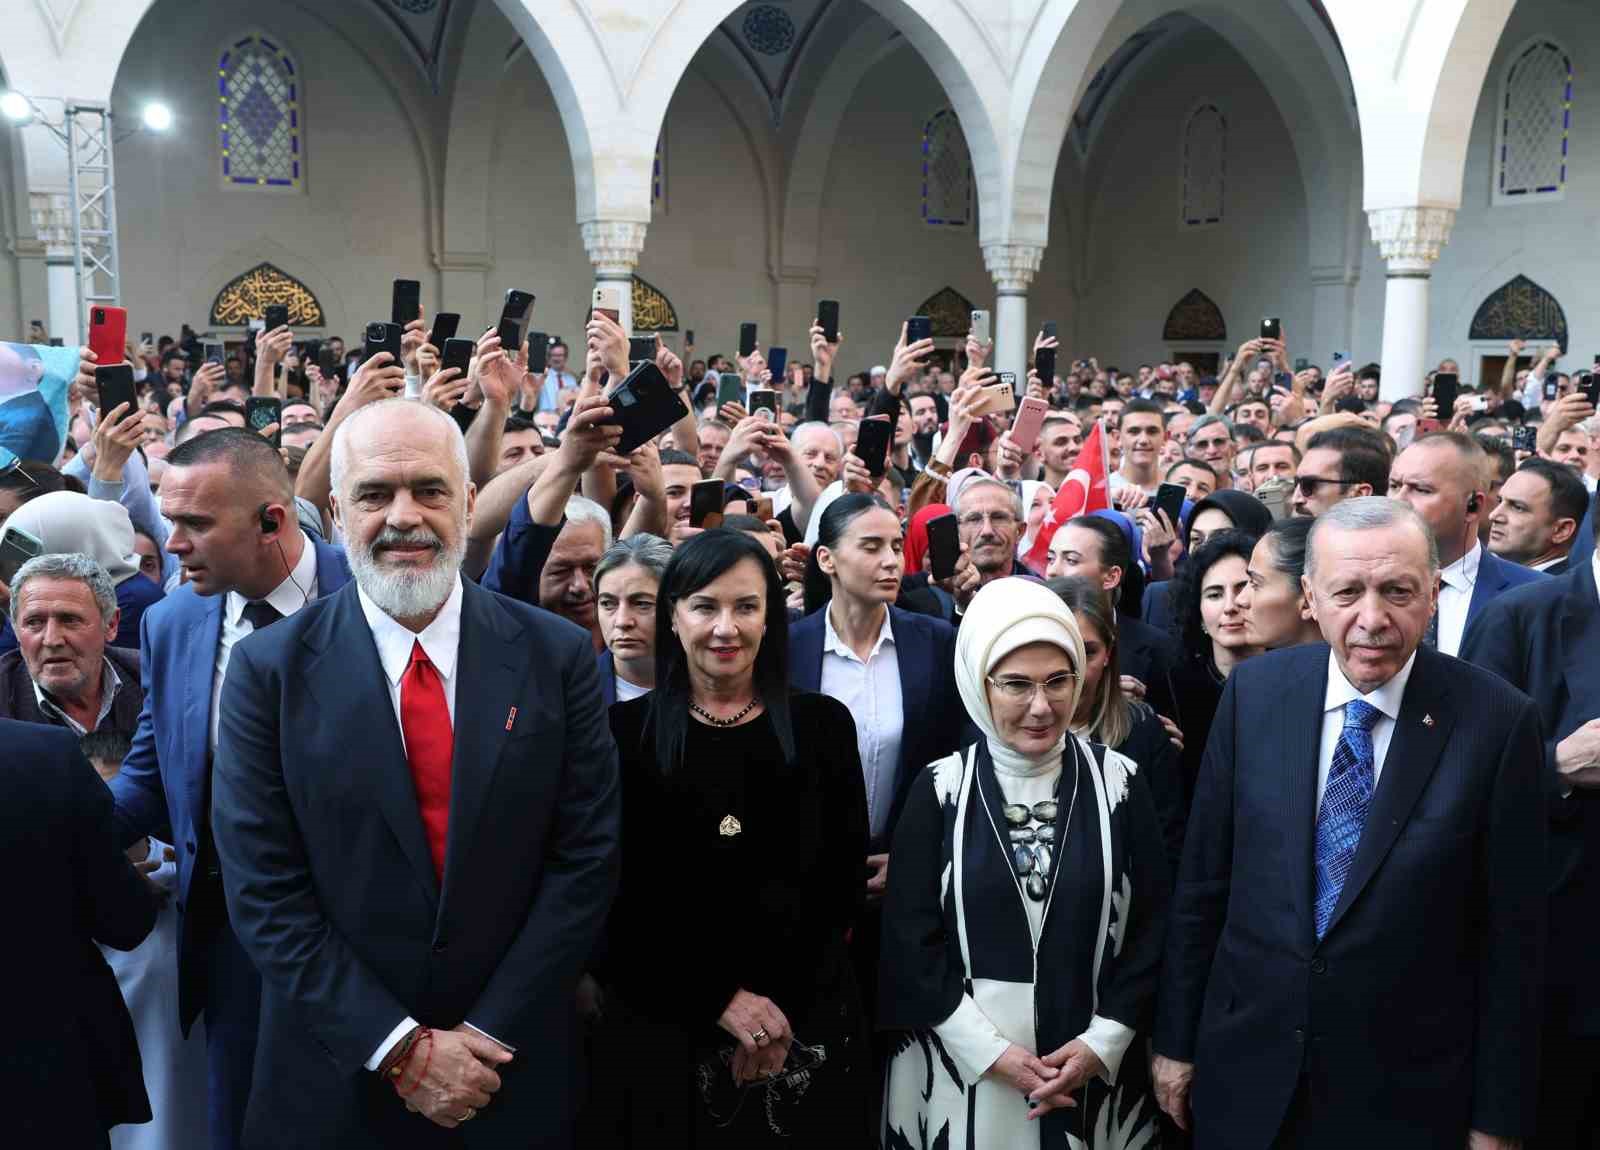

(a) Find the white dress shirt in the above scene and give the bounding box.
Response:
[820,605,903,842]
[614,674,650,702]
[1434,541,1482,657]
[1316,649,1417,812]
[211,533,318,753]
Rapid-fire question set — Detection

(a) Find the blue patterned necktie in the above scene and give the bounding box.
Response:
[1313,699,1382,939]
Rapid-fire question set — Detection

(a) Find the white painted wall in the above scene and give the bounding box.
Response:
[110,0,434,343]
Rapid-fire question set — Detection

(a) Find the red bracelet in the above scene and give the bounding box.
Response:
[392,1027,433,1098]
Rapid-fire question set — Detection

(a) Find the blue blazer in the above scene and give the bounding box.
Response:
[1463,557,1600,1035]
[107,537,350,1032]
[788,604,962,850]
[1467,548,1546,629]
[597,648,618,706]
[1154,643,1546,1147]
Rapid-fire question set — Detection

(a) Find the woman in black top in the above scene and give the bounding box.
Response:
[593,529,870,1147]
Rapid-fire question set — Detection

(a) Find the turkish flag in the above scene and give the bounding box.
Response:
[1024,420,1110,570]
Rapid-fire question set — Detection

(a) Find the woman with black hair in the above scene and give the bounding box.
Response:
[595,529,871,1147]
[1166,528,1264,808]
[1238,516,1322,650]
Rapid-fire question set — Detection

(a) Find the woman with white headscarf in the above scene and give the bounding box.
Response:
[879,577,1169,1149]
[1016,478,1056,561]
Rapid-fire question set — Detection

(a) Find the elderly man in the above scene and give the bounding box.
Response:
[213,398,619,1148]
[1187,414,1236,489]
[911,477,1035,623]
[0,552,141,737]
[1154,497,1545,1150]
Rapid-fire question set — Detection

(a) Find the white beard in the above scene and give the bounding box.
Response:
[347,526,465,622]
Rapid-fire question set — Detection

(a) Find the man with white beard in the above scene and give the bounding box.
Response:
[212,399,621,1149]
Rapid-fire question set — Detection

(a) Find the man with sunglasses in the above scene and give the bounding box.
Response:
[1186,415,1236,490]
[1291,425,1392,518]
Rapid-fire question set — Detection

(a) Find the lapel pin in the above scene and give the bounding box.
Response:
[719,815,742,837]
[505,706,517,732]
[1422,713,1434,727]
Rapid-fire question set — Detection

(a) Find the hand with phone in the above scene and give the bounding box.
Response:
[554,393,623,478]
[90,399,149,484]
[840,451,876,495]
[255,323,294,393]
[993,430,1026,480]
[421,364,469,412]
[654,335,686,392]
[809,321,838,382]
[471,328,519,411]
[1536,391,1597,456]
[1318,363,1355,414]
[887,321,935,395]
[338,350,407,420]
[586,310,629,382]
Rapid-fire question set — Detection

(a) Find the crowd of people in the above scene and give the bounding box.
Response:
[5,296,1600,1150]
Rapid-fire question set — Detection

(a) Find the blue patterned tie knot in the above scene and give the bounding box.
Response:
[1313,699,1382,939]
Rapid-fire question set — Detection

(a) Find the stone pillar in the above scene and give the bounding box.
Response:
[580,220,648,337]
[1368,206,1455,402]
[982,242,1044,378]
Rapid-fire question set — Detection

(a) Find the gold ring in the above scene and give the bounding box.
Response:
[457,1109,475,1122]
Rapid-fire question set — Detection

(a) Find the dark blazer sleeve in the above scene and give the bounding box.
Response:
[68,737,158,952]
[213,639,412,1075]
[1122,707,1186,877]
[1094,753,1172,1038]
[1461,597,1564,801]
[108,606,171,847]
[878,763,965,1032]
[1152,672,1239,1061]
[465,624,621,1040]
[479,496,564,606]
[1470,695,1548,1139]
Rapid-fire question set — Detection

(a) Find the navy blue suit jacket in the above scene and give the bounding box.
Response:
[1154,643,1546,1147]
[212,578,620,1148]
[1463,556,1600,1035]
[1466,548,1546,630]
[788,604,961,850]
[597,648,618,706]
[107,537,350,1031]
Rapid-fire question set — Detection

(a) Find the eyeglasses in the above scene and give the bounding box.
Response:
[959,511,1018,530]
[1295,475,1361,497]
[986,672,1078,702]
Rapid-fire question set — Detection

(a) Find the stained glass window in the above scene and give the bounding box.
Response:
[1495,40,1572,203]
[1181,105,1225,227]
[219,34,302,189]
[653,127,666,213]
[922,109,971,229]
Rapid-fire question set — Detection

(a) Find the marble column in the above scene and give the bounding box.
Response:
[580,220,648,336]
[982,241,1044,379]
[1367,206,1455,402]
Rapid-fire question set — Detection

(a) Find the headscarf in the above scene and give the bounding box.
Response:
[946,466,990,514]
[955,577,1087,775]
[1016,479,1055,560]
[0,490,140,584]
[1183,488,1272,551]
[904,502,949,574]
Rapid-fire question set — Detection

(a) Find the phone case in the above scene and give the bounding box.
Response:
[690,481,726,528]
[95,365,137,418]
[717,373,745,407]
[592,287,621,322]
[927,515,960,581]
[906,316,932,344]
[1009,397,1050,453]
[766,347,788,380]
[391,280,421,327]
[442,338,475,377]
[88,305,127,367]
[428,313,461,347]
[739,323,758,357]
[1035,347,1057,385]
[264,305,290,332]
[748,390,780,419]
[818,300,840,343]
[973,382,1016,416]
[527,332,548,374]
[970,310,991,345]
[606,361,691,454]
[856,419,893,476]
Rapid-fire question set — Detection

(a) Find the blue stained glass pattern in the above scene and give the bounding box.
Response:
[219,34,302,188]
[922,109,971,228]
[1497,40,1572,200]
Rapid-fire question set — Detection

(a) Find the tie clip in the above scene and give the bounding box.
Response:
[505,706,517,732]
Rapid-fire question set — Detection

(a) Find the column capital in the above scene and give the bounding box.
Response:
[1366,206,1456,275]
[982,241,1045,294]
[580,220,648,278]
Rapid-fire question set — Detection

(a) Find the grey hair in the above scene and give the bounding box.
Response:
[1306,496,1439,580]
[791,421,844,455]
[10,552,118,623]
[1188,413,1235,442]
[563,494,614,550]
[329,398,469,498]
[955,475,1025,521]
[593,533,672,591]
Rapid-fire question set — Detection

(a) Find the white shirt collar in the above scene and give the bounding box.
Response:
[1439,540,1482,592]
[823,603,895,663]
[226,531,318,625]
[357,577,465,688]
[1323,647,1417,723]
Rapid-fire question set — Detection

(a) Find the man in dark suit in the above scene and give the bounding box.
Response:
[214,399,619,1147]
[1485,456,1589,577]
[1462,512,1600,1148]
[1153,497,1545,1149]
[108,427,353,1150]
[2,718,156,1147]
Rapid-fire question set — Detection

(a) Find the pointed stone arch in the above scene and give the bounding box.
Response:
[1162,289,1226,342]
[1468,274,1568,353]
[209,262,325,328]
[916,285,978,338]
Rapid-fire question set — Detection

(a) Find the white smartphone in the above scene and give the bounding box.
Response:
[970,309,992,345]
[592,285,624,330]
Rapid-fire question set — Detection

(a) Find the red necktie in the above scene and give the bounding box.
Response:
[400,640,453,880]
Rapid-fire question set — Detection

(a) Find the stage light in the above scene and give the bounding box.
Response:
[0,92,33,124]
[141,102,173,132]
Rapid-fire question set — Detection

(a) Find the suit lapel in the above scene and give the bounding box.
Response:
[1466,552,1508,627]
[791,614,823,694]
[1282,648,1329,950]
[1562,565,1600,724]
[1323,650,1453,937]
[184,596,225,813]
[304,586,440,907]
[438,583,529,904]
[893,610,930,768]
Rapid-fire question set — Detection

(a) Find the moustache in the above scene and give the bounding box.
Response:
[371,528,442,554]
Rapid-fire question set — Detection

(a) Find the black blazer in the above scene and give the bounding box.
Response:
[213,580,621,1149]
[0,719,156,1144]
[788,604,962,851]
[1154,644,1547,1148]
[1118,614,1179,720]
[1462,558,1600,1035]
[0,644,143,737]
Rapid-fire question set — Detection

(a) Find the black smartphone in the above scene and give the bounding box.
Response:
[1041,321,1058,339]
[739,322,758,357]
[817,299,840,344]
[204,340,226,366]
[717,372,744,407]
[264,304,289,332]
[1431,372,1459,418]
[1035,346,1057,384]
[603,360,691,454]
[391,279,421,327]
[685,328,695,346]
[748,389,780,420]
[496,316,523,355]
[927,513,961,581]
[428,312,460,348]
[526,331,548,374]
[1544,374,1561,402]
[629,336,657,365]
[0,525,44,588]
[441,337,474,377]
[95,364,137,420]
[1582,372,1600,408]
[364,321,403,364]
[1511,426,1538,453]
[855,416,893,478]
[317,345,337,375]
[139,331,154,346]
[690,479,726,529]
[245,396,282,446]
[1260,317,1281,342]
[502,288,536,323]
[301,338,322,365]
[766,346,788,381]
[1154,482,1187,529]
[499,289,535,349]
[906,315,932,344]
